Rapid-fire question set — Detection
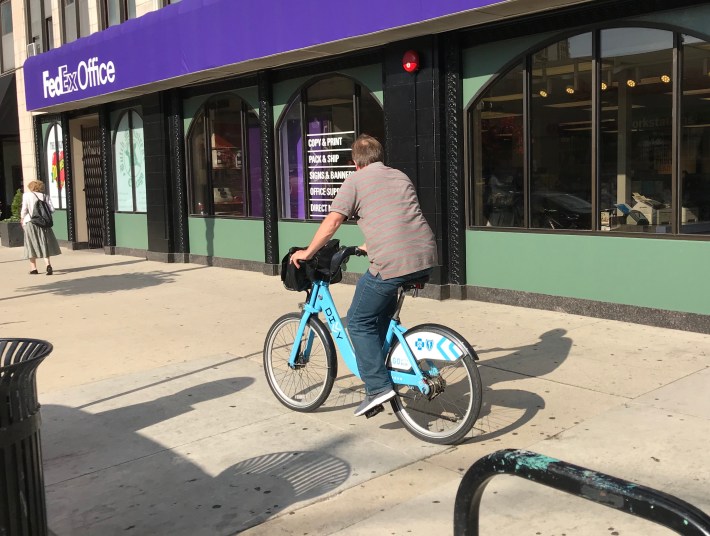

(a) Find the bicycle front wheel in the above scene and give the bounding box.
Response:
[263,312,337,412]
[389,324,482,445]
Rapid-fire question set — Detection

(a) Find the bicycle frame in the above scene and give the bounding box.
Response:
[288,279,435,395]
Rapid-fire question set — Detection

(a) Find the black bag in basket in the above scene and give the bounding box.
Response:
[306,239,343,285]
[281,247,311,292]
[280,239,344,292]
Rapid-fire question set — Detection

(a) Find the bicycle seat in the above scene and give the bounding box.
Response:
[401,276,429,291]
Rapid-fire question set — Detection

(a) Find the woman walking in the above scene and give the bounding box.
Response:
[20,180,61,275]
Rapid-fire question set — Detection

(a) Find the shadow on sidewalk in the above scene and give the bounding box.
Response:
[470,328,573,441]
[4,271,177,301]
[42,377,351,535]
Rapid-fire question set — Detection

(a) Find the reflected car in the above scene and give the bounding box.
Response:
[531,192,592,229]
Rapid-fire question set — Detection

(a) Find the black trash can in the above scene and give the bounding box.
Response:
[0,339,52,536]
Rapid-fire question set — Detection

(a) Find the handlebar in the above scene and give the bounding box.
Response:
[329,245,366,275]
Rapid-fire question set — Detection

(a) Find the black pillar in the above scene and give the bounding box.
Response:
[443,35,466,295]
[383,37,446,293]
[32,116,42,185]
[60,114,77,244]
[166,88,189,257]
[259,70,280,275]
[99,105,116,249]
[141,93,175,261]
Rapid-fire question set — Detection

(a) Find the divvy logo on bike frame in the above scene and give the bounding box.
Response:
[42,57,116,99]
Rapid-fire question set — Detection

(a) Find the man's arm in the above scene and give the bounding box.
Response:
[290,211,347,268]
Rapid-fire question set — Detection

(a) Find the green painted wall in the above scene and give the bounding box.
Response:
[183,87,259,134]
[115,213,148,250]
[462,32,555,106]
[273,64,383,126]
[53,210,68,240]
[188,217,264,260]
[466,231,710,315]
[461,8,710,316]
[278,221,369,273]
[635,4,710,39]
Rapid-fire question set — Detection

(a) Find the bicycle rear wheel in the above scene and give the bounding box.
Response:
[263,312,337,412]
[389,324,482,445]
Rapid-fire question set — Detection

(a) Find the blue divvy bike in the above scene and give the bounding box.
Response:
[263,244,482,444]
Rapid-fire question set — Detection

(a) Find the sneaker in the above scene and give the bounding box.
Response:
[354,389,395,417]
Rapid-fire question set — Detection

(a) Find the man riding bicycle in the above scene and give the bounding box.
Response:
[290,134,437,417]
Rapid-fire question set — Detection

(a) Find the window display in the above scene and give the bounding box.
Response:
[530,33,592,230]
[278,75,384,220]
[186,94,263,218]
[471,64,524,228]
[468,26,710,236]
[45,122,66,209]
[114,109,146,213]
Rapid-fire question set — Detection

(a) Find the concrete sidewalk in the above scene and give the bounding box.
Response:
[1,246,708,535]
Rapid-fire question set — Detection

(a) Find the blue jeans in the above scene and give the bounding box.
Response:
[347,268,432,395]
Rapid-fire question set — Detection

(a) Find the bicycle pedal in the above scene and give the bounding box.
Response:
[364,404,384,419]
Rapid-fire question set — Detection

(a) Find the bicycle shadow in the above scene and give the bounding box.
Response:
[371,329,571,442]
[470,328,572,441]
[42,378,351,535]
[306,327,571,444]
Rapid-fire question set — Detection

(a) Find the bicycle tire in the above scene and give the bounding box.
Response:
[263,312,337,412]
[388,324,482,445]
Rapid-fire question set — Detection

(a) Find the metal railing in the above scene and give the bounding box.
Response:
[454,449,710,536]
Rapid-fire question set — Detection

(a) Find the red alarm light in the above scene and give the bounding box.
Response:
[402,50,419,73]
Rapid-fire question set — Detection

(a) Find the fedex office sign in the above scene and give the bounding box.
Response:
[42,57,116,99]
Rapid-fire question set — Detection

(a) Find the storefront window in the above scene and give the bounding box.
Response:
[599,28,673,233]
[102,0,136,28]
[471,64,524,227]
[62,0,89,43]
[114,110,146,213]
[0,0,14,71]
[278,75,384,220]
[531,33,593,230]
[680,35,710,235]
[468,26,709,237]
[27,0,52,53]
[45,122,66,209]
[186,94,262,218]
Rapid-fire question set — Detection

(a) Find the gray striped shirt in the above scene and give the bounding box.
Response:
[330,162,437,279]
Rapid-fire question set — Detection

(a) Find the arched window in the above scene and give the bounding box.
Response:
[45,122,66,209]
[469,27,710,236]
[278,75,384,220]
[186,94,263,217]
[113,109,146,212]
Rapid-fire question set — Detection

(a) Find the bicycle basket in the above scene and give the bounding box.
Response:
[281,248,312,292]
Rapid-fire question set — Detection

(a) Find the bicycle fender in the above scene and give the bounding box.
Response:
[388,324,476,371]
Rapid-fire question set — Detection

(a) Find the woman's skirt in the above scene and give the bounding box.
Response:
[23,223,62,259]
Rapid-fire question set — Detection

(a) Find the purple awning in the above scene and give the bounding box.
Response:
[23,0,507,111]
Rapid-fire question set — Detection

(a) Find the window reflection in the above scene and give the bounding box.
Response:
[472,63,524,227]
[531,33,593,229]
[114,110,146,213]
[469,26,710,237]
[280,95,304,219]
[600,28,673,233]
[681,36,710,234]
[187,94,262,218]
[278,75,384,220]
[0,0,14,71]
